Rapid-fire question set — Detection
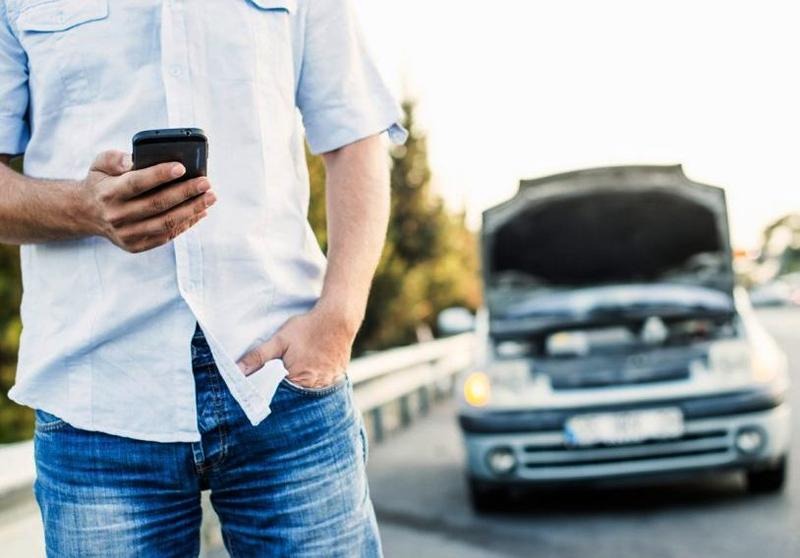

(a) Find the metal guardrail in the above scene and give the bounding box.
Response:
[350,332,474,442]
[0,333,475,555]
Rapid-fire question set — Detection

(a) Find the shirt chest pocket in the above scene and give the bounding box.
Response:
[15,0,109,112]
[240,0,296,87]
[247,0,296,9]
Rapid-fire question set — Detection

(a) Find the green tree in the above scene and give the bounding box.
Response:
[306,144,328,253]
[760,213,800,276]
[0,244,29,443]
[0,156,31,443]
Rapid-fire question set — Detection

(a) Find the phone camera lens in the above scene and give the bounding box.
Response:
[184,130,191,136]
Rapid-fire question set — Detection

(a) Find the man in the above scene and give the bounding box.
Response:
[0,0,406,556]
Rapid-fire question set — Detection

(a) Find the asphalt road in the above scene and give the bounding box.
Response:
[369,307,800,558]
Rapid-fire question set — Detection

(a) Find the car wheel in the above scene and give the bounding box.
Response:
[746,457,788,494]
[468,478,509,513]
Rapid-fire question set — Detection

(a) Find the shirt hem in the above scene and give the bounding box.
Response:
[8,388,202,444]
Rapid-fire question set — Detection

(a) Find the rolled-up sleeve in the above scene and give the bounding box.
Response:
[296,0,407,155]
[0,6,29,155]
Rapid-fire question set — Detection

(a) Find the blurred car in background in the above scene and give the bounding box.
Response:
[451,165,791,511]
[748,279,796,308]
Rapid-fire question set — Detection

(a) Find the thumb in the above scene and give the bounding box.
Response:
[237,335,285,376]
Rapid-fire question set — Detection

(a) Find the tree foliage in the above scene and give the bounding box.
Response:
[306,101,481,353]
[0,244,29,443]
[350,100,481,352]
[760,213,800,276]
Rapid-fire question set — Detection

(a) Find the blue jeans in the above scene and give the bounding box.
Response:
[33,324,381,557]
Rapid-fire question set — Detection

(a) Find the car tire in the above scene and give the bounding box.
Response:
[746,456,788,494]
[468,478,508,513]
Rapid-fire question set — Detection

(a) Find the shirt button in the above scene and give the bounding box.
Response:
[169,65,183,77]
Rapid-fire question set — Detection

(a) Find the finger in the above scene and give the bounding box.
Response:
[120,178,213,223]
[117,191,215,242]
[285,371,315,386]
[287,371,342,388]
[129,211,207,253]
[117,162,186,200]
[91,150,133,177]
[237,335,286,376]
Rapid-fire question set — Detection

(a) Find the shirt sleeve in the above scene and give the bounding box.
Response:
[296,0,408,155]
[0,5,29,156]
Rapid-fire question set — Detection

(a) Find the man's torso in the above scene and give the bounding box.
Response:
[7,0,329,441]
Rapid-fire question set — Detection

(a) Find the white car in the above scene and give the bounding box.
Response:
[456,165,791,511]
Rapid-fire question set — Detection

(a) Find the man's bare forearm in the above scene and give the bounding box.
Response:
[0,151,215,250]
[0,156,93,244]
[318,134,390,335]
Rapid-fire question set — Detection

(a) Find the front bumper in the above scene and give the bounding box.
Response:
[461,389,791,484]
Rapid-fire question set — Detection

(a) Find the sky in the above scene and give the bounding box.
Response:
[355,0,800,249]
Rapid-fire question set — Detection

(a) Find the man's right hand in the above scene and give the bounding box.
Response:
[80,150,216,253]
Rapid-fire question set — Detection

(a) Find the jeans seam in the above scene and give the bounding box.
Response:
[191,527,201,558]
[221,525,239,558]
[204,368,229,471]
[35,421,69,433]
[359,422,369,465]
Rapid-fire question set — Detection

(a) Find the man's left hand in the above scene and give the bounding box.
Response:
[236,303,358,388]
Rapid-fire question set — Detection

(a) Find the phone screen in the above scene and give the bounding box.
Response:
[133,141,207,179]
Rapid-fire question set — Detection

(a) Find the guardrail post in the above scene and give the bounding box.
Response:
[399,394,412,427]
[370,407,384,443]
[418,385,430,416]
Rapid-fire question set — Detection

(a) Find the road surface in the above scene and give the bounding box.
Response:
[369,307,800,558]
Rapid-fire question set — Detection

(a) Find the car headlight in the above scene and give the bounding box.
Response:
[463,371,491,407]
[708,340,776,384]
[751,350,778,384]
[463,360,532,407]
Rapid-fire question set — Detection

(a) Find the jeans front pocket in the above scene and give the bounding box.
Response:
[34,409,70,433]
[358,418,369,465]
[280,373,349,398]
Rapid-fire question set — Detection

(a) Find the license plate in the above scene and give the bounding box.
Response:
[564,407,684,447]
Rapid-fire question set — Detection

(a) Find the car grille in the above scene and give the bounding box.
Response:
[521,429,730,469]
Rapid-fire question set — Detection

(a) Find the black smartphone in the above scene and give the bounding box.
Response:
[131,128,208,183]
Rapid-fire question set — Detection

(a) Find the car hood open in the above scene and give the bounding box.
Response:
[482,165,735,326]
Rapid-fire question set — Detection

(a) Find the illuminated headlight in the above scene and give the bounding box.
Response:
[486,447,517,476]
[463,372,491,407]
[463,361,530,407]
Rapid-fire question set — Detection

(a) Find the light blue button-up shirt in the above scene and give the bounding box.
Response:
[1,0,406,442]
